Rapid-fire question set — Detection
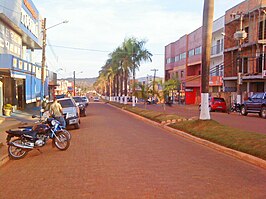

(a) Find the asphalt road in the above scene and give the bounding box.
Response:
[0,103,266,199]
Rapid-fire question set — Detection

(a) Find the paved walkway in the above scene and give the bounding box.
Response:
[1,103,265,198]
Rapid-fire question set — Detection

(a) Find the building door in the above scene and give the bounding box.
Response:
[17,79,25,110]
[185,88,196,104]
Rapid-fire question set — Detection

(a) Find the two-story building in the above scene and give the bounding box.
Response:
[0,0,49,112]
[223,0,266,103]
[165,16,225,104]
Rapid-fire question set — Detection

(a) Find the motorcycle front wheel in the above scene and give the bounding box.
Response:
[62,129,71,140]
[53,131,70,151]
[8,139,28,160]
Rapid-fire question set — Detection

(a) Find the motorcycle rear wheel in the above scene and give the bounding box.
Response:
[53,131,70,151]
[8,139,28,160]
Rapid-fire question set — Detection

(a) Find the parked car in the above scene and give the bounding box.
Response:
[55,94,66,99]
[57,98,81,129]
[93,96,100,102]
[240,92,266,118]
[72,96,87,117]
[81,96,89,107]
[199,97,227,112]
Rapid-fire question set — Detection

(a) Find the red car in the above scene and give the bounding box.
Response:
[209,97,227,112]
[199,97,227,112]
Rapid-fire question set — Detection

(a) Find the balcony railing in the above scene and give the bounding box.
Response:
[211,44,224,56]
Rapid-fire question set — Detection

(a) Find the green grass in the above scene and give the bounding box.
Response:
[109,101,266,160]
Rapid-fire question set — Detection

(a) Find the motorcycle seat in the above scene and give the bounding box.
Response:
[7,129,37,138]
[18,126,33,129]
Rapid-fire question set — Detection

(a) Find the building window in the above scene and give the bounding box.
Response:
[195,46,202,55]
[175,55,179,62]
[180,52,186,60]
[259,20,266,40]
[166,58,175,64]
[257,54,264,73]
[243,57,248,74]
[216,40,221,54]
[181,71,184,78]
[188,49,195,57]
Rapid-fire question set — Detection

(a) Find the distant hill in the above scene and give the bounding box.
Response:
[61,77,97,90]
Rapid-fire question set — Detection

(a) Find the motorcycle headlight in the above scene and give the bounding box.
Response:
[51,120,57,126]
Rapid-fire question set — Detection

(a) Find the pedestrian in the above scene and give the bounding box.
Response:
[42,96,50,111]
[49,98,66,128]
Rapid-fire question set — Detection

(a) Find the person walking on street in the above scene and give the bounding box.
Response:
[49,98,66,128]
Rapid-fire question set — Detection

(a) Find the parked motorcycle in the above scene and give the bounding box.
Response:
[230,102,241,113]
[20,115,72,140]
[6,117,70,160]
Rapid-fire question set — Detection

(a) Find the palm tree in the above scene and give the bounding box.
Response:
[130,38,153,96]
[95,37,152,103]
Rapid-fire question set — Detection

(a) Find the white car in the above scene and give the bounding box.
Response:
[93,96,100,102]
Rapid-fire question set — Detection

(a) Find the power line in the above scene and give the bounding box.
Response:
[47,44,164,56]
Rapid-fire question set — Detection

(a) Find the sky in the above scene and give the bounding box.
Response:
[33,0,244,79]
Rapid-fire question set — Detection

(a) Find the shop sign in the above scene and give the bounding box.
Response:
[20,8,39,38]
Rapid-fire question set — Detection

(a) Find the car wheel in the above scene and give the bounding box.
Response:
[74,120,80,129]
[240,106,248,116]
[260,107,266,119]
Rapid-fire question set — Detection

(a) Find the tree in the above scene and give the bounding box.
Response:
[162,76,180,104]
[130,38,153,96]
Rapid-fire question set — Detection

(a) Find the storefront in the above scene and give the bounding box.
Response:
[0,54,48,109]
[0,0,44,111]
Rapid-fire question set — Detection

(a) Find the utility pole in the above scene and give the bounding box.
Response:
[232,12,247,104]
[40,18,47,116]
[151,69,158,96]
[200,0,214,120]
[73,71,76,96]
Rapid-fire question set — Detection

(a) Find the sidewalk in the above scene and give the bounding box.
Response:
[0,108,39,166]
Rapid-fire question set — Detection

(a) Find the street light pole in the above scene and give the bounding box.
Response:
[41,18,47,104]
[151,69,158,96]
[40,18,68,105]
[233,12,247,104]
[73,71,76,96]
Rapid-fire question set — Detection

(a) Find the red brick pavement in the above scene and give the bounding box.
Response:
[0,103,266,198]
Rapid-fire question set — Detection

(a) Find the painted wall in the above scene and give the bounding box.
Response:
[0,54,48,103]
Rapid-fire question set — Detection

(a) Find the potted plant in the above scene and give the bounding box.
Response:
[3,104,13,116]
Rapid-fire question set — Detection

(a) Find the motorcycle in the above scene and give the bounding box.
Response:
[6,117,70,160]
[230,102,241,113]
[20,115,72,140]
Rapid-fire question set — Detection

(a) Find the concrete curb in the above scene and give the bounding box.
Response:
[108,103,266,170]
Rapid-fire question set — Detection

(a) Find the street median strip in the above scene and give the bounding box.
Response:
[107,101,266,169]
